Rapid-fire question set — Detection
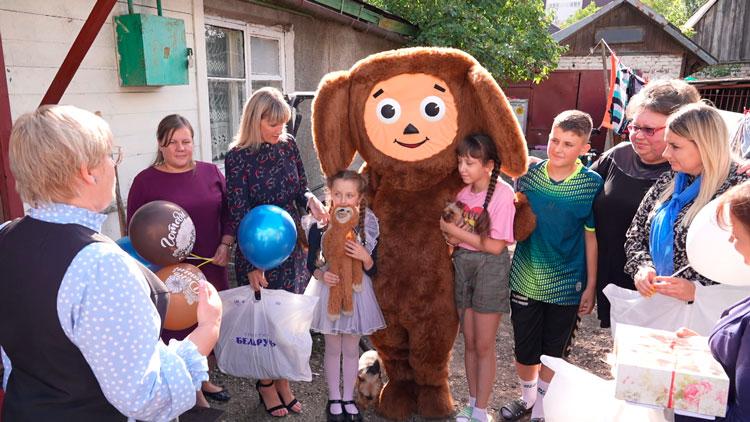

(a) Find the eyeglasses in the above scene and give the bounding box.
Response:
[108,145,123,166]
[627,124,666,137]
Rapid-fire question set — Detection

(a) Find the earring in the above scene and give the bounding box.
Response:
[91,176,97,184]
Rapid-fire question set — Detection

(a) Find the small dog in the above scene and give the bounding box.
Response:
[355,350,384,410]
[442,200,466,225]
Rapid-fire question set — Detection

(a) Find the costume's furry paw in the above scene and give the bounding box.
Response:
[343,310,353,317]
[417,382,454,418]
[376,380,417,420]
[352,283,363,293]
[327,313,340,321]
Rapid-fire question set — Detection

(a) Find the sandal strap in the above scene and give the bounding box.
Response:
[341,400,356,405]
[265,403,287,415]
[257,380,274,388]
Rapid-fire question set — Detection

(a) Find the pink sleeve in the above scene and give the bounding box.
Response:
[488,183,516,243]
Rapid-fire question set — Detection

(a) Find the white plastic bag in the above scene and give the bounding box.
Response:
[214,286,318,381]
[541,356,670,422]
[604,283,750,338]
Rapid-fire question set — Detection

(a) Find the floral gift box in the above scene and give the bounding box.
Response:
[614,323,729,418]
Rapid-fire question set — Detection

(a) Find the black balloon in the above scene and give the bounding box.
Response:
[129,200,196,266]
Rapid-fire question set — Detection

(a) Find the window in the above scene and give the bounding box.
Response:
[205,20,292,165]
[595,27,645,44]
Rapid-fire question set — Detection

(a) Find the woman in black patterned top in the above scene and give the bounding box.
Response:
[625,103,749,305]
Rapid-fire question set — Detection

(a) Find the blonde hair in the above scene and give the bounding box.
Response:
[230,87,291,150]
[10,105,112,204]
[658,103,732,226]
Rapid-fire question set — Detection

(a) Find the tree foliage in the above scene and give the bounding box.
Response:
[369,0,566,83]
[561,2,599,28]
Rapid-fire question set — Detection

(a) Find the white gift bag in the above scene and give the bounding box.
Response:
[214,286,318,381]
[604,283,750,338]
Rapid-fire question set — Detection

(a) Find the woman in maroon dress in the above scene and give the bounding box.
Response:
[127,114,234,408]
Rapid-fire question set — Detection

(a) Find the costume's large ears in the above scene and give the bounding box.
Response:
[467,65,528,178]
[312,71,357,178]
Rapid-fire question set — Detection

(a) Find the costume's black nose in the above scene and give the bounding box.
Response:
[403,123,419,135]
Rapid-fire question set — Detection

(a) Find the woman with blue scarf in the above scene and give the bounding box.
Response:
[625,104,748,307]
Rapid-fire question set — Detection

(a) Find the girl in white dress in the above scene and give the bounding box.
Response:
[305,170,385,422]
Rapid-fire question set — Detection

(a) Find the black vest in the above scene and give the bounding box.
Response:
[0,217,169,421]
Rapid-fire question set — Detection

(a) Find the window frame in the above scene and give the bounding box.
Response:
[203,17,295,168]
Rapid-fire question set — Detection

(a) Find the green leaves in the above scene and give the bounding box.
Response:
[370,0,565,83]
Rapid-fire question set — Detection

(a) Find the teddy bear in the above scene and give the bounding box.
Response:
[312,47,528,419]
[322,205,362,320]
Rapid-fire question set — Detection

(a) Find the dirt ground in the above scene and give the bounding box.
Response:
[206,310,614,422]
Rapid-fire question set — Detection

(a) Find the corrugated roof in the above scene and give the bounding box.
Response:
[553,0,717,65]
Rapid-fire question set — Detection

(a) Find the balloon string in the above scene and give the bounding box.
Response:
[196,259,213,268]
[189,253,214,268]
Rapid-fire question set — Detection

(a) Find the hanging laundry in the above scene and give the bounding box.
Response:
[600,54,646,135]
[730,112,750,159]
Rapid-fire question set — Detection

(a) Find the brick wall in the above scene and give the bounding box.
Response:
[557,54,684,80]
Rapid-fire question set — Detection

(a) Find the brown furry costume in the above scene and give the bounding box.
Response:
[312,47,528,419]
[322,205,362,320]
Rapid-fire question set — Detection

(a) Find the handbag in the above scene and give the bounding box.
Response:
[214,286,318,381]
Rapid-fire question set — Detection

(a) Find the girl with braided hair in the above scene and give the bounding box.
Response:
[306,170,384,422]
[439,134,516,422]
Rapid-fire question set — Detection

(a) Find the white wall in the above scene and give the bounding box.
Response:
[558,54,685,80]
[1,0,209,238]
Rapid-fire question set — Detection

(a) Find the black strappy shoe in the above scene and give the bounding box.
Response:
[255,380,286,417]
[326,399,345,422]
[342,400,363,422]
[279,392,301,413]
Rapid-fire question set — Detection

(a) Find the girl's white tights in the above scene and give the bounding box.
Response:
[325,333,361,415]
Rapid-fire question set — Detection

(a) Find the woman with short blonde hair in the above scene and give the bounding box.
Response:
[10,105,112,204]
[0,105,222,420]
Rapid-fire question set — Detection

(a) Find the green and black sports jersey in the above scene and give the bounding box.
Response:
[510,160,603,306]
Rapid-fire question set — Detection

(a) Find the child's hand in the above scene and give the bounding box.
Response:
[345,239,369,262]
[322,270,340,287]
[578,288,595,315]
[676,327,700,338]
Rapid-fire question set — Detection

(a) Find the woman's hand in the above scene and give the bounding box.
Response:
[211,243,230,267]
[189,278,222,356]
[248,269,267,291]
[654,276,696,302]
[321,270,340,287]
[737,161,750,175]
[634,266,657,297]
[308,196,329,224]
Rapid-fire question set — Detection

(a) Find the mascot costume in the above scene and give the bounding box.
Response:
[312,47,528,419]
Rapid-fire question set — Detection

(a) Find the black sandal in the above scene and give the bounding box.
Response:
[255,380,286,417]
[202,387,231,402]
[326,399,345,422]
[342,400,363,422]
[278,392,301,413]
[500,398,532,421]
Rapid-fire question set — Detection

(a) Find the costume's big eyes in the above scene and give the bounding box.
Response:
[420,96,446,122]
[376,98,401,124]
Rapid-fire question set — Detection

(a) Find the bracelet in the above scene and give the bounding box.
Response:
[220,242,232,247]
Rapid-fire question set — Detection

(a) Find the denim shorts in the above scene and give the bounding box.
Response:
[452,247,511,314]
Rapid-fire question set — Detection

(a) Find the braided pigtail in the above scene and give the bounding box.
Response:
[474,158,500,240]
[357,197,368,246]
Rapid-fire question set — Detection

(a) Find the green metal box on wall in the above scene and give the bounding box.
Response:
[115,13,189,86]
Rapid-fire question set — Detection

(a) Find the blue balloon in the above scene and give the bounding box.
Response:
[115,236,163,272]
[238,205,297,271]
